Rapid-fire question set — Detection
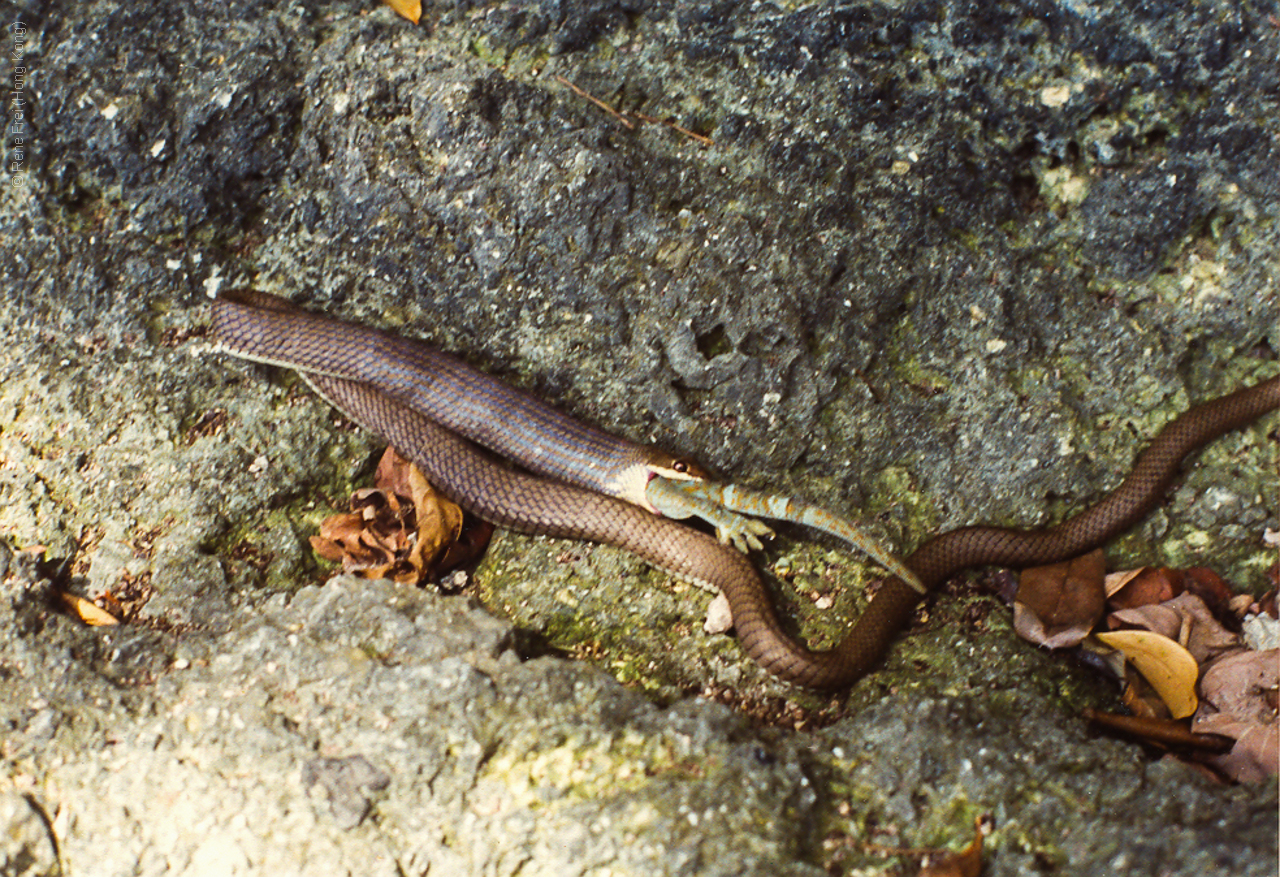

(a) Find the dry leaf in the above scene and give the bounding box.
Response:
[57,590,121,626]
[1181,567,1235,618]
[1108,592,1239,663]
[1103,566,1146,599]
[404,458,493,574]
[382,0,421,25]
[1261,587,1278,618]
[1118,677,1164,718]
[1192,648,1279,782]
[440,517,494,573]
[311,447,489,585]
[1013,549,1106,649]
[1094,629,1200,719]
[1106,566,1181,606]
[374,448,414,497]
[406,461,464,575]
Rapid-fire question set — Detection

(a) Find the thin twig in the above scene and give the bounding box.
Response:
[554,75,635,129]
[631,111,714,146]
[554,76,714,146]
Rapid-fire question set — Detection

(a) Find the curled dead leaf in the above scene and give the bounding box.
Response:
[311,447,491,586]
[406,461,463,573]
[1104,567,1144,598]
[1118,676,1165,718]
[1094,629,1200,719]
[1180,567,1236,618]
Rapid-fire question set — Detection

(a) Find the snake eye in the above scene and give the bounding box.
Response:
[672,460,691,474]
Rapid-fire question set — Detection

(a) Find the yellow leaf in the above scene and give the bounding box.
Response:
[382,0,421,24]
[1094,629,1199,718]
[58,591,121,626]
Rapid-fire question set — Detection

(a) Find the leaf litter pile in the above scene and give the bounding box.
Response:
[311,447,492,587]
[1013,548,1278,782]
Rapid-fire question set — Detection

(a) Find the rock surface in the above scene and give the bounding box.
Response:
[0,1,1276,874]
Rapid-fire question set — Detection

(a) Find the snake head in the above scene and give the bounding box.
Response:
[648,453,711,482]
[610,452,711,513]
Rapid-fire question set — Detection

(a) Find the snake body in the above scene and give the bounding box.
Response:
[212,291,702,509]
[213,292,1280,689]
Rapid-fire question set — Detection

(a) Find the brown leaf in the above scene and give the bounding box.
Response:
[310,446,486,586]
[405,462,464,577]
[374,447,414,497]
[435,517,494,573]
[1103,566,1145,599]
[1200,720,1278,784]
[1192,648,1279,782]
[1013,549,1106,649]
[311,512,370,557]
[1118,676,1168,718]
[1108,592,1240,663]
[312,505,407,571]
[1182,567,1235,616]
[1106,566,1182,608]
[1260,587,1277,619]
[396,449,493,574]
[309,534,347,563]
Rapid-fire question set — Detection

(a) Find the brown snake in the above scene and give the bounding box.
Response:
[213,291,1280,689]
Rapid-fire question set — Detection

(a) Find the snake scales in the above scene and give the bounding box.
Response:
[213,290,1280,689]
